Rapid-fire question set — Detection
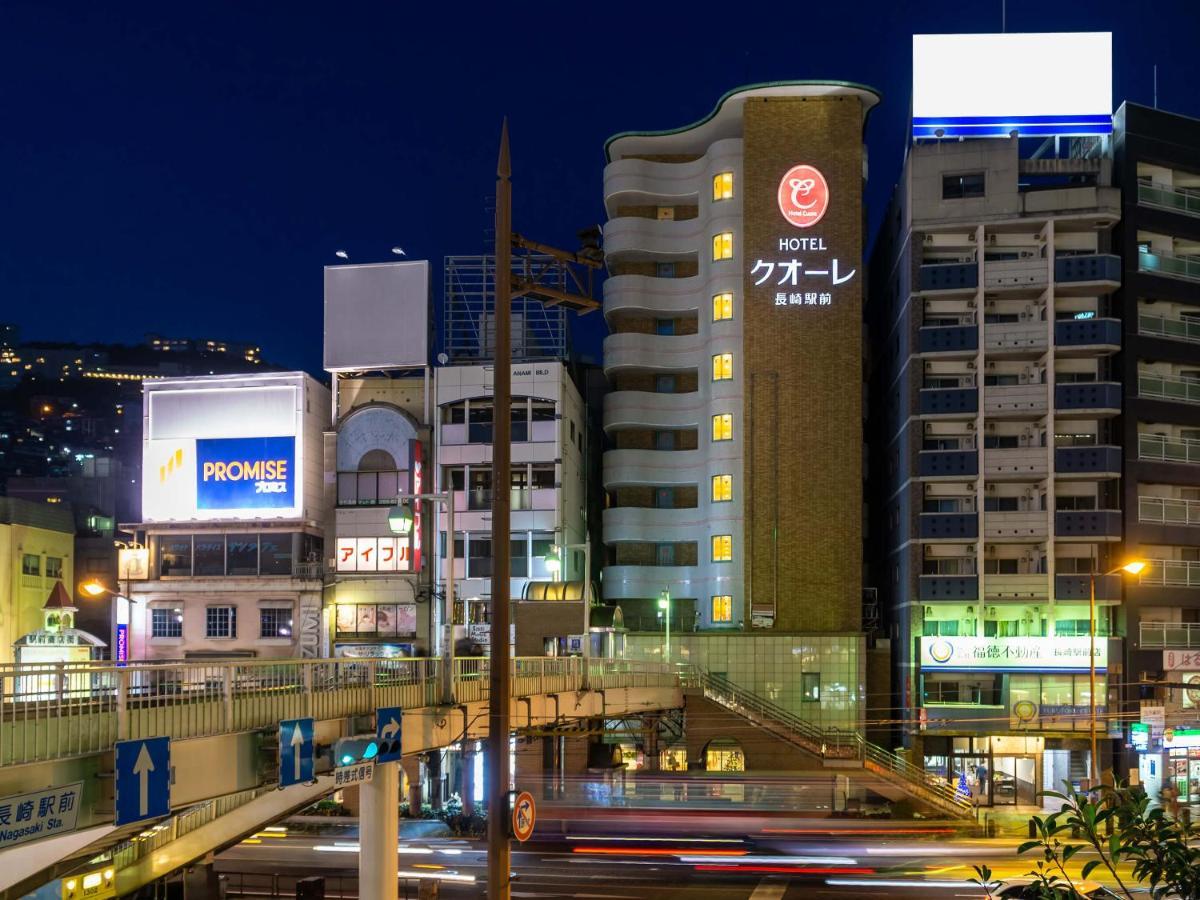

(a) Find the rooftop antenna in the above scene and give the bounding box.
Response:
[1001,0,1006,32]
[1153,64,1158,108]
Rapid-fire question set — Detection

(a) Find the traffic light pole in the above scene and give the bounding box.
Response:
[487,119,514,900]
[359,757,400,900]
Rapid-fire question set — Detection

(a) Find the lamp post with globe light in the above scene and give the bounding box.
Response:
[544,534,593,685]
[387,492,455,703]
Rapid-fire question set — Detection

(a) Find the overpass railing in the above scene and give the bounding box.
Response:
[0,656,678,767]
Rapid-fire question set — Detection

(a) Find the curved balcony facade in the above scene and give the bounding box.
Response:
[602,449,706,488]
[602,332,704,375]
[603,391,706,432]
[603,274,705,321]
[602,506,729,544]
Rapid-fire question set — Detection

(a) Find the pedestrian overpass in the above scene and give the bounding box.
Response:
[0,655,680,898]
[0,655,971,898]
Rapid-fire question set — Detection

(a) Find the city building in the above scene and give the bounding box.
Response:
[1112,103,1200,802]
[868,33,1130,804]
[124,372,330,660]
[0,496,76,664]
[601,82,878,730]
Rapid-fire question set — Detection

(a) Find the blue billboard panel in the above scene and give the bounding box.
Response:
[196,436,295,510]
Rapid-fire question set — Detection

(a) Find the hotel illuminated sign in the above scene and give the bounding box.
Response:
[751,162,856,309]
[921,636,1107,671]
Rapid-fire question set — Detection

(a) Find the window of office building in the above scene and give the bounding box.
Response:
[712,172,733,201]
[712,414,733,442]
[151,608,182,638]
[712,353,733,382]
[711,594,733,623]
[468,538,493,578]
[194,536,225,576]
[205,605,237,639]
[942,172,985,199]
[712,292,734,322]
[712,232,733,261]
[711,534,732,562]
[259,534,293,575]
[711,474,732,503]
[45,557,63,579]
[802,672,821,702]
[260,607,293,639]
[160,537,192,576]
[22,554,39,576]
[226,534,258,576]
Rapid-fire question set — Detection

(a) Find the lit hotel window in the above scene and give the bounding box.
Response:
[711,413,733,442]
[712,232,733,261]
[711,534,732,562]
[711,353,733,382]
[711,595,733,623]
[712,172,733,201]
[712,292,733,322]
[711,474,732,503]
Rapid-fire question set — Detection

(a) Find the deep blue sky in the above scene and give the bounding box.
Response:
[2,1,1198,373]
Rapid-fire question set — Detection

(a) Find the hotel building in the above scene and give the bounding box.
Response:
[600,82,878,728]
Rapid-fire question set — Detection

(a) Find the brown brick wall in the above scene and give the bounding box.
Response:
[613,485,699,509]
[608,260,699,278]
[614,542,697,566]
[614,204,699,221]
[741,96,865,633]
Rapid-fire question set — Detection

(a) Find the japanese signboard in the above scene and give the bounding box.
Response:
[0,782,83,850]
[920,636,1107,671]
[1164,650,1200,671]
[335,537,411,572]
[333,761,375,788]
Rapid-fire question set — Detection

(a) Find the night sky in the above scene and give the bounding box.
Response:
[2,1,1198,374]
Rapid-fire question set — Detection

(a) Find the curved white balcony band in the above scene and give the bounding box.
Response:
[603,448,704,488]
[602,506,734,543]
[601,564,734,602]
[603,274,706,320]
[603,138,743,212]
[603,215,719,262]
[603,331,703,375]
[604,390,707,431]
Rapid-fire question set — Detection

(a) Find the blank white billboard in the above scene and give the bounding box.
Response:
[913,33,1112,138]
[324,261,430,372]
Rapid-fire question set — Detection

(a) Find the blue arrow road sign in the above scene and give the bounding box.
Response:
[279,718,315,788]
[376,707,402,763]
[115,736,170,826]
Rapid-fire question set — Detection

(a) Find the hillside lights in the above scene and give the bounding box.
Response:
[387,500,415,535]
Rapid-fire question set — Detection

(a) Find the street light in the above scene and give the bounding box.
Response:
[389,492,455,704]
[80,579,135,663]
[1088,558,1147,787]
[549,538,593,684]
[658,588,671,665]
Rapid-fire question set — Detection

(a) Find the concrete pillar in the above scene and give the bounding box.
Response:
[360,761,400,900]
[644,715,660,772]
[182,860,220,899]
[402,756,422,813]
[427,752,443,811]
[461,748,476,814]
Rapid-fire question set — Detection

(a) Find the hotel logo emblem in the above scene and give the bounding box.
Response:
[777,164,829,229]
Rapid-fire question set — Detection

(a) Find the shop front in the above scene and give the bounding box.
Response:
[918,635,1109,807]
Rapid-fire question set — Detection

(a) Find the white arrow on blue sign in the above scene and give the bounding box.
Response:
[278,718,315,788]
[376,707,402,763]
[115,736,171,826]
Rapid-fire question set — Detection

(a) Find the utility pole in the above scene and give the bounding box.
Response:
[487,118,514,900]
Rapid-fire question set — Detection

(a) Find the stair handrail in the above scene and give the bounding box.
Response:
[690,667,971,814]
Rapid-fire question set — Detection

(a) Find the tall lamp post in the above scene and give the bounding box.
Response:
[1088,558,1146,786]
[658,588,671,665]
[80,580,135,663]
[387,493,455,704]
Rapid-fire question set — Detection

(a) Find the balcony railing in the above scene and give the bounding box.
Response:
[1138,182,1200,218]
[1139,373,1200,405]
[1140,559,1200,588]
[1139,250,1200,284]
[1139,312,1200,345]
[1139,433,1200,465]
[1139,621,1200,649]
[1138,495,1200,527]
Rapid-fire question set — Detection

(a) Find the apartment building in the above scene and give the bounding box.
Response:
[601,82,878,729]
[126,373,330,660]
[1113,103,1200,802]
[867,103,1135,802]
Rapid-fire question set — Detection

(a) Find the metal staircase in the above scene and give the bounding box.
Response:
[687,669,974,819]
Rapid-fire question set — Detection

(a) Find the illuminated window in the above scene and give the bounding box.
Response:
[712,232,733,261]
[712,172,734,201]
[711,353,733,382]
[711,413,733,442]
[711,534,732,562]
[712,292,733,322]
[711,474,732,503]
[711,594,733,622]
